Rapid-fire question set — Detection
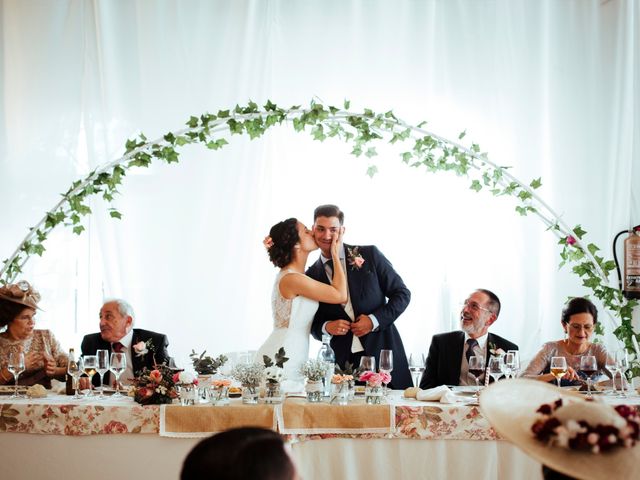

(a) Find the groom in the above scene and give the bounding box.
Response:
[306,204,412,389]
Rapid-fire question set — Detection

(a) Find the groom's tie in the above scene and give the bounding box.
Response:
[465,338,478,364]
[323,258,364,354]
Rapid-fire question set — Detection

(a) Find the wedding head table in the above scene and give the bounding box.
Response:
[5,387,629,479]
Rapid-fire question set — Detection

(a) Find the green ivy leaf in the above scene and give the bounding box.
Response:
[367,165,378,178]
[530,177,542,189]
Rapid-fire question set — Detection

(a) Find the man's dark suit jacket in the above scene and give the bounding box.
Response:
[306,244,412,389]
[419,330,518,389]
[81,328,171,386]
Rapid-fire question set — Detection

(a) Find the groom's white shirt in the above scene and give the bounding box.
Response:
[319,250,379,353]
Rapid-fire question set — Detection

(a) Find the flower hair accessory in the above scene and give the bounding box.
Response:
[346,246,365,270]
[0,280,42,310]
[263,235,274,250]
[532,398,640,453]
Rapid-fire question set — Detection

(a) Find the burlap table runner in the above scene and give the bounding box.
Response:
[160,403,276,438]
[278,397,394,434]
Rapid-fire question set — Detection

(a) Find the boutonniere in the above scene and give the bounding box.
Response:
[133,339,154,357]
[346,246,365,270]
[488,342,505,357]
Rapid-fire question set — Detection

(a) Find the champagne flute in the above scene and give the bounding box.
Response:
[109,352,126,398]
[506,350,520,379]
[82,355,98,397]
[488,356,504,383]
[408,353,426,388]
[468,355,485,397]
[615,350,629,398]
[550,356,567,388]
[96,349,110,398]
[67,355,83,399]
[8,351,25,398]
[579,355,597,397]
[379,349,393,395]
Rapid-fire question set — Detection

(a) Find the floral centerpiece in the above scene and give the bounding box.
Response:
[359,371,391,404]
[262,347,288,404]
[189,350,228,375]
[210,378,232,405]
[131,365,178,405]
[300,359,327,403]
[331,374,353,405]
[172,370,199,406]
[231,363,264,404]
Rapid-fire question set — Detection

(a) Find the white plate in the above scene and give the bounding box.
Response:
[450,385,480,394]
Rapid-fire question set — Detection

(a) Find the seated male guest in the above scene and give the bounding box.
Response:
[81,299,171,386]
[419,289,518,389]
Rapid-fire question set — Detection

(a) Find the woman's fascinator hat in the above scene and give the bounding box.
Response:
[0,280,42,310]
[480,379,640,480]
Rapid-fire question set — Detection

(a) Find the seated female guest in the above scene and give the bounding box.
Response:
[521,297,612,386]
[0,281,68,388]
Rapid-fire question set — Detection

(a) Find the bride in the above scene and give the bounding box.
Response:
[255,217,347,392]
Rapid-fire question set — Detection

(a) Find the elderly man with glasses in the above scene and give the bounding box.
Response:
[419,289,518,389]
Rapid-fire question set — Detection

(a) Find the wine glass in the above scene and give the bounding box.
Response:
[67,355,83,399]
[109,352,127,398]
[7,351,25,398]
[550,356,567,388]
[408,353,426,388]
[379,350,393,395]
[615,350,629,398]
[505,350,520,378]
[359,356,376,375]
[605,356,618,395]
[488,356,504,383]
[579,355,597,397]
[96,349,110,399]
[82,355,98,397]
[468,355,485,397]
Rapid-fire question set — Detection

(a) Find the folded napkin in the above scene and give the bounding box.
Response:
[416,385,450,401]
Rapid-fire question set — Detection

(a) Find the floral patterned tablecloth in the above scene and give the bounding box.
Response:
[0,395,159,435]
[0,391,500,440]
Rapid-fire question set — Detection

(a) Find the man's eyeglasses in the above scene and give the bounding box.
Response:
[462,300,492,314]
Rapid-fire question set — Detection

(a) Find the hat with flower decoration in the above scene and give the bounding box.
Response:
[0,280,42,310]
[480,379,640,480]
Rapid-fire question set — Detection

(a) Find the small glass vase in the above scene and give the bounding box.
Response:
[209,385,229,406]
[264,381,283,404]
[305,379,323,403]
[365,385,383,405]
[179,384,197,406]
[242,385,259,405]
[330,382,350,406]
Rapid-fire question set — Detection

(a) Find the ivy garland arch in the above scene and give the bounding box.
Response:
[1,99,638,375]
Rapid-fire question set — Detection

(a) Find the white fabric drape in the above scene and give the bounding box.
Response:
[0,0,638,368]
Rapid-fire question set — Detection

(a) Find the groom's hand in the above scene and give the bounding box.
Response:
[352,315,373,337]
[327,320,352,336]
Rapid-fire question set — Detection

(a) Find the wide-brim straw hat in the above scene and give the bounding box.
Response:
[480,378,640,480]
[0,280,41,310]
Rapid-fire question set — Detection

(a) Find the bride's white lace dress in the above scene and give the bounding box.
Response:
[254,269,318,392]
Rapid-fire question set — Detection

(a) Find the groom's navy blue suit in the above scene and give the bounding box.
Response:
[307,244,412,389]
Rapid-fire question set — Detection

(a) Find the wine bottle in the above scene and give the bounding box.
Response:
[66,348,76,395]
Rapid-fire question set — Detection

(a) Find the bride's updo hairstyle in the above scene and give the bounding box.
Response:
[267,218,299,268]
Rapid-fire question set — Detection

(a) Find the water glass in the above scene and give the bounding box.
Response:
[505,350,520,378]
[615,350,629,398]
[109,352,126,397]
[67,355,83,399]
[488,356,504,383]
[605,357,618,394]
[82,355,98,396]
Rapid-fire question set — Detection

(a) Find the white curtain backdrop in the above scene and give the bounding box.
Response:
[0,0,638,369]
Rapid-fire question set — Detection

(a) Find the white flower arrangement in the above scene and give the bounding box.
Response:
[231,363,265,388]
[176,370,197,385]
[264,366,284,384]
[300,359,327,381]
